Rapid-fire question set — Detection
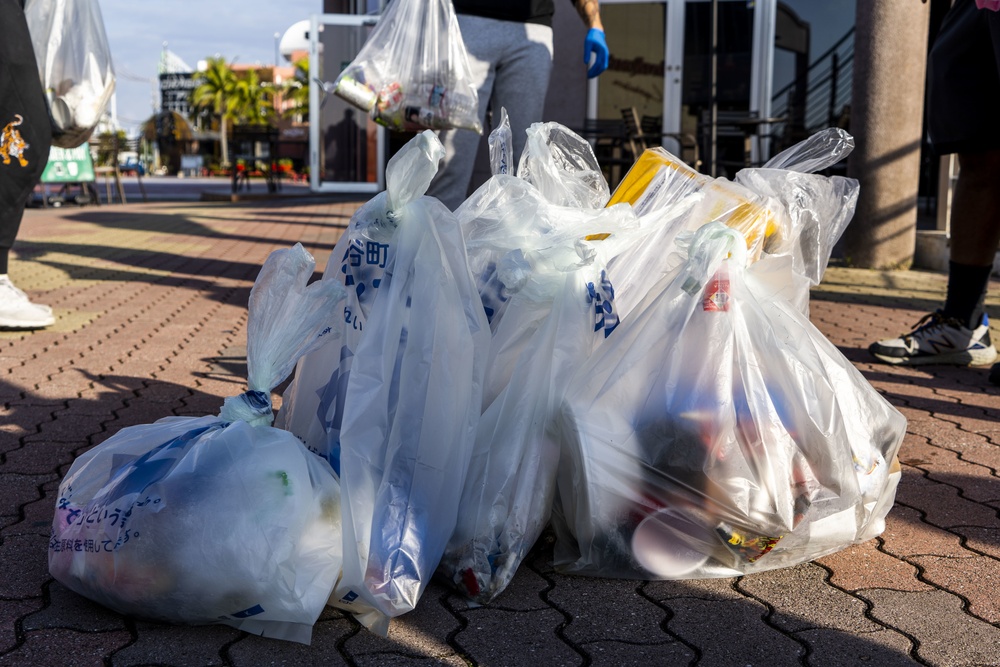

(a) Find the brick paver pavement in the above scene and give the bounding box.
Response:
[2,196,999,666]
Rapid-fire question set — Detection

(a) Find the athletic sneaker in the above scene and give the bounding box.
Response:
[869,311,998,366]
[0,276,55,329]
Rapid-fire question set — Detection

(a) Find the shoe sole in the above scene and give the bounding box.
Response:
[872,346,999,367]
[0,316,55,329]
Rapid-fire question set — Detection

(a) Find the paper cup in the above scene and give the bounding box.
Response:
[631,508,711,577]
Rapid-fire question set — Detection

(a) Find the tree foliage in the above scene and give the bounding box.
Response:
[230,68,273,125]
[282,56,310,121]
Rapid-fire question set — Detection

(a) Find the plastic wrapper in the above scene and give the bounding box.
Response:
[331,0,482,133]
[48,244,347,644]
[278,131,490,633]
[25,0,116,148]
[550,222,905,580]
[609,146,784,258]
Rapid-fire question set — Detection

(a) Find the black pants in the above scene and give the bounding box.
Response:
[0,0,52,257]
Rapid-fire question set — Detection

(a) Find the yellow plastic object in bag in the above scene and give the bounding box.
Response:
[607,147,785,261]
[607,147,706,210]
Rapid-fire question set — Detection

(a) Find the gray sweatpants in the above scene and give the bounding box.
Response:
[427,15,554,210]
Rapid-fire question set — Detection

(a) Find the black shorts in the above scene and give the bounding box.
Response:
[928,0,1000,155]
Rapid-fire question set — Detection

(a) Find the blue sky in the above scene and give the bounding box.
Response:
[97,0,324,134]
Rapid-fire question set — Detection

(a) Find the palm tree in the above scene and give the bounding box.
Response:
[281,56,310,122]
[190,56,236,165]
[230,68,273,126]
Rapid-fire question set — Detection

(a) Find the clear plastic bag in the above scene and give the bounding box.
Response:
[550,222,905,580]
[458,118,636,329]
[277,131,450,469]
[48,245,347,644]
[279,131,491,633]
[516,122,611,209]
[442,214,643,604]
[758,127,855,174]
[332,0,482,134]
[24,0,116,148]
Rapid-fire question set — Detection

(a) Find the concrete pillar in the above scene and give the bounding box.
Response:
[843,0,931,269]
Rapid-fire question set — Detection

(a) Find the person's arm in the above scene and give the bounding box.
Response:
[572,0,609,78]
[573,0,604,31]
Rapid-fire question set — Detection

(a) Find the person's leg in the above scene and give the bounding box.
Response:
[489,22,554,169]
[869,154,1000,364]
[426,15,499,211]
[869,0,1000,365]
[941,149,1000,329]
[427,17,555,210]
[0,0,54,328]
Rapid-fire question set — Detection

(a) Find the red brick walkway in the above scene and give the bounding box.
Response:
[2,198,999,666]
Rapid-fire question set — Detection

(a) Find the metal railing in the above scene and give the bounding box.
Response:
[771,27,855,139]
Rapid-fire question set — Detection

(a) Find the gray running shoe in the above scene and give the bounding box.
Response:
[869,311,997,366]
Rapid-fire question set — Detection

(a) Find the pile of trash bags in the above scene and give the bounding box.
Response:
[48,116,906,642]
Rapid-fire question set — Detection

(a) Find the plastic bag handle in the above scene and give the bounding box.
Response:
[219,390,273,427]
[240,243,347,411]
[385,130,446,211]
[679,222,747,296]
[760,128,855,174]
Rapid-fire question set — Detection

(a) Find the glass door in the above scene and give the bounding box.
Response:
[595,0,776,175]
[309,14,385,193]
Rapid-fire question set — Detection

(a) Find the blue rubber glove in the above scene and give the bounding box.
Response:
[584,28,609,78]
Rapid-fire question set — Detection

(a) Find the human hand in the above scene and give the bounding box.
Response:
[584,28,609,78]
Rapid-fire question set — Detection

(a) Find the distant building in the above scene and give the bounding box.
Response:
[158,48,197,119]
[159,73,197,118]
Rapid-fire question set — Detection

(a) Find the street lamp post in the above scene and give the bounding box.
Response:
[273,32,281,116]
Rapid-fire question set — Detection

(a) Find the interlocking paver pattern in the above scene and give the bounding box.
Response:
[2,194,999,666]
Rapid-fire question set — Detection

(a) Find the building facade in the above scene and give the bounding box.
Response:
[309,0,857,192]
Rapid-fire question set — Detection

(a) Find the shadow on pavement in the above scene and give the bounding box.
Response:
[7,368,996,665]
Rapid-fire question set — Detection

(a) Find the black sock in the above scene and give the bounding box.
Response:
[0,248,8,275]
[942,260,994,329]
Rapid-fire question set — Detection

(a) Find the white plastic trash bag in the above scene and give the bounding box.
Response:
[48,244,346,644]
[442,215,641,604]
[278,131,491,633]
[551,222,905,580]
[25,0,116,148]
[278,131,450,468]
[458,117,637,331]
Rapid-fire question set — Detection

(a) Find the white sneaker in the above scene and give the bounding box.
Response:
[0,276,55,329]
